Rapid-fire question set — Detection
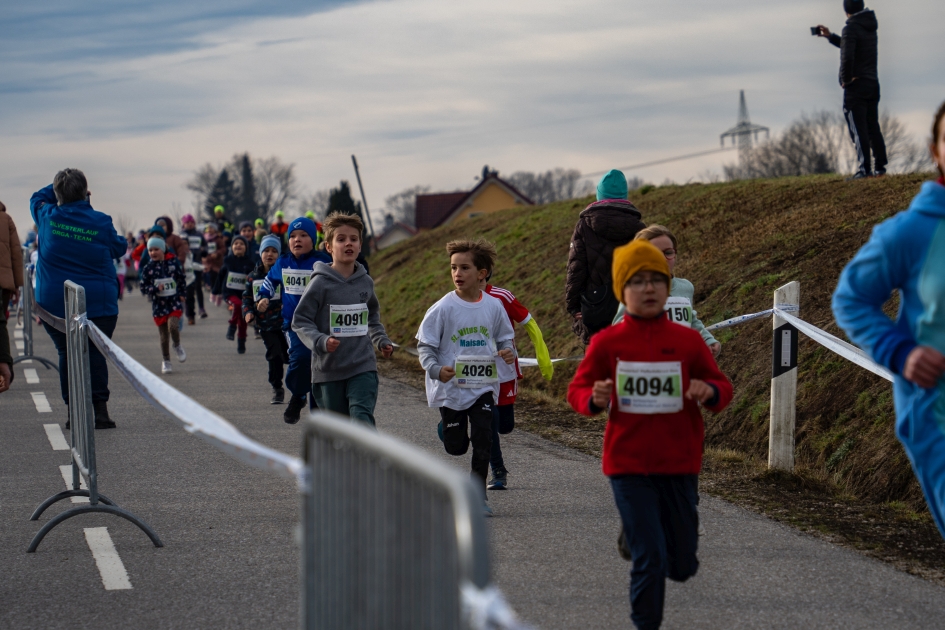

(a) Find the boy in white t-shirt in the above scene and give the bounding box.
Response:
[416,239,516,515]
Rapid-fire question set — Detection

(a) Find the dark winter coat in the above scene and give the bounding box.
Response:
[828,10,878,86]
[140,257,186,319]
[243,263,284,332]
[565,199,645,344]
[213,252,256,299]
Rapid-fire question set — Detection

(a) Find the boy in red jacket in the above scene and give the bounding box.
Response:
[568,239,732,630]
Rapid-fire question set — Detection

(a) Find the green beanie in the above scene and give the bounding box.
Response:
[596,169,628,201]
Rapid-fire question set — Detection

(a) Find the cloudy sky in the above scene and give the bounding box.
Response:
[2,0,939,234]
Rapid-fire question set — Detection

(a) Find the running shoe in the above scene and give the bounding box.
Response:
[237,338,246,354]
[199,310,208,319]
[271,387,285,404]
[174,344,187,363]
[187,317,195,326]
[487,468,508,491]
[483,501,493,517]
[284,395,305,424]
[437,420,444,442]
[161,360,173,374]
[226,325,236,341]
[845,171,871,181]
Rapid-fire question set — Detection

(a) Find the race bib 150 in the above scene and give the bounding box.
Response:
[282,268,312,295]
[330,304,368,337]
[155,277,177,298]
[455,355,498,389]
[616,361,683,414]
[664,297,693,328]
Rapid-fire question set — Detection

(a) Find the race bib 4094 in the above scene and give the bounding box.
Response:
[616,360,683,414]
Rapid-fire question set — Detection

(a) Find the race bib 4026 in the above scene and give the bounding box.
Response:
[330,304,368,337]
[616,361,683,414]
[455,355,498,388]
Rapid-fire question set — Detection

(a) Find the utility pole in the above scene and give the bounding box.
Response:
[720,91,770,168]
[350,155,376,254]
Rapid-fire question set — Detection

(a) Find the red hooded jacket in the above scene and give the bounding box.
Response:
[568,314,733,476]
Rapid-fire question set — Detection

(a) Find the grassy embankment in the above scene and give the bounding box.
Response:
[371,173,945,580]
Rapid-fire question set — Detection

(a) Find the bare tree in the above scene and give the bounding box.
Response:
[298,189,332,220]
[253,156,297,221]
[384,185,430,227]
[506,168,592,204]
[185,154,298,223]
[185,163,218,200]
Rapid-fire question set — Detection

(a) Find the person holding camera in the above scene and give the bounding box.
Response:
[815,0,887,180]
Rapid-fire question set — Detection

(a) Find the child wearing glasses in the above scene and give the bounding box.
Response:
[612,225,720,357]
[568,239,732,629]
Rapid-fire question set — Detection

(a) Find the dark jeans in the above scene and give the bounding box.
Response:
[843,78,887,176]
[260,329,288,389]
[610,474,699,630]
[185,271,205,318]
[440,392,494,494]
[490,403,515,473]
[311,371,379,427]
[43,315,118,405]
[285,329,311,402]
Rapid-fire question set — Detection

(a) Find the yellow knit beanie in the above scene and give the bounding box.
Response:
[611,240,671,304]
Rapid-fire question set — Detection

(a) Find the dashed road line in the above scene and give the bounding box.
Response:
[14,329,23,339]
[43,424,69,451]
[30,392,52,413]
[84,528,133,590]
[15,340,24,351]
[24,368,39,384]
[59,465,89,503]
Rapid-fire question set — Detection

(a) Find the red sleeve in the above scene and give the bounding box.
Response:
[688,336,733,413]
[488,286,531,324]
[567,332,612,416]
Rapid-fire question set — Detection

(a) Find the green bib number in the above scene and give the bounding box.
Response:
[616,361,683,414]
[329,304,369,337]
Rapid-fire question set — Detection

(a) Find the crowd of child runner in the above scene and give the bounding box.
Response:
[37,99,945,629]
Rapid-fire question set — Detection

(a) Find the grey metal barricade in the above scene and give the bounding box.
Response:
[27,281,162,552]
[12,250,58,372]
[301,411,491,630]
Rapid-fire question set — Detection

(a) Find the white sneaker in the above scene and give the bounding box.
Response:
[174,344,187,363]
[161,360,172,374]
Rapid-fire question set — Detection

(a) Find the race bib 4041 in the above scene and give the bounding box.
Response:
[616,361,683,414]
[330,304,368,337]
[455,355,498,388]
[282,269,311,295]
[664,297,693,328]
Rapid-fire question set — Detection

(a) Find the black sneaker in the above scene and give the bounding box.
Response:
[845,171,871,181]
[487,468,508,490]
[226,325,236,341]
[199,310,208,319]
[237,338,246,354]
[271,387,285,404]
[93,401,117,430]
[284,395,305,424]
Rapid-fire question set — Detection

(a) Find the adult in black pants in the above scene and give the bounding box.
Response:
[179,213,207,324]
[817,0,887,179]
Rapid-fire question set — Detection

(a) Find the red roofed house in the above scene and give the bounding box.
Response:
[415,167,533,231]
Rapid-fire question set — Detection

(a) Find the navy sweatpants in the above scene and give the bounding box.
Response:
[284,329,311,403]
[610,474,699,630]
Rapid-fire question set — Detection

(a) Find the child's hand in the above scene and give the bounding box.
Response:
[592,379,613,409]
[497,348,514,364]
[257,298,269,312]
[710,343,721,358]
[227,303,233,312]
[439,366,456,383]
[244,313,254,323]
[686,379,715,403]
[326,337,340,353]
[381,344,394,359]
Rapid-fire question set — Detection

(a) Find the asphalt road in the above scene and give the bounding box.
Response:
[3,293,945,629]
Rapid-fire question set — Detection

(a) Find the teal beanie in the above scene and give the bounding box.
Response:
[596,169,628,201]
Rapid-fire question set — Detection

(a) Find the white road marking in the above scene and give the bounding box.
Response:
[31,392,52,413]
[15,340,24,351]
[24,368,39,384]
[59,465,89,503]
[14,329,23,339]
[20,359,32,363]
[43,424,69,451]
[84,528,133,590]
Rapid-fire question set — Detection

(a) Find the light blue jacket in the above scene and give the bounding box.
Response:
[833,180,945,536]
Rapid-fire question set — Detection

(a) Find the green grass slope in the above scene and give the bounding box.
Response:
[371,173,930,510]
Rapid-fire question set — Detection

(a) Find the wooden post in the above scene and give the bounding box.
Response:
[768,281,799,471]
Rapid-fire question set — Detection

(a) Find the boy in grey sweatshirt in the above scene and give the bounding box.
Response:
[292,212,393,426]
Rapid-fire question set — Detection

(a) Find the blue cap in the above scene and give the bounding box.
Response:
[596,169,628,201]
[146,237,166,252]
[260,234,282,255]
[288,217,318,244]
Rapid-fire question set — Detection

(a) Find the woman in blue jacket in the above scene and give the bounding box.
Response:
[833,101,945,537]
[30,169,128,430]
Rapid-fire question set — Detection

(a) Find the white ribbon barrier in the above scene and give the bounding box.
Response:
[83,317,304,485]
[705,304,799,332]
[773,309,893,383]
[462,583,534,630]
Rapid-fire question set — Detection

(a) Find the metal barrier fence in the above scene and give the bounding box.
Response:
[302,411,526,630]
[12,251,58,372]
[27,281,162,552]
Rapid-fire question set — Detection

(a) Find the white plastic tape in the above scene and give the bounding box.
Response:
[705,304,799,332]
[84,319,304,485]
[461,582,533,630]
[773,309,893,382]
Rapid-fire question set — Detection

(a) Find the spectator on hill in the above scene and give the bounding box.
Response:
[0,200,23,393]
[566,169,646,344]
[816,0,886,180]
[30,169,127,428]
[833,101,945,539]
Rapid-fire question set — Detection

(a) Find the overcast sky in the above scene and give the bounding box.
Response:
[2,0,940,234]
